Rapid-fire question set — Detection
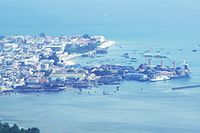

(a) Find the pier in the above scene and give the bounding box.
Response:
[172,85,200,90]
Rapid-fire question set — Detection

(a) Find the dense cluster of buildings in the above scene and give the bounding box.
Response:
[0,34,106,92]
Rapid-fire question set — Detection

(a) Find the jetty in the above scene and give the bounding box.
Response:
[172,85,200,90]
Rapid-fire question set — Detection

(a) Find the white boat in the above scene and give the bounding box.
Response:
[150,75,170,82]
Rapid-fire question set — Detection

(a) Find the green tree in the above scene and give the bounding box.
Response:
[10,123,20,133]
[0,121,40,133]
[3,123,10,133]
[29,128,40,133]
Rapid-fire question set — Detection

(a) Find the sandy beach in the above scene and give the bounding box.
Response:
[98,41,116,49]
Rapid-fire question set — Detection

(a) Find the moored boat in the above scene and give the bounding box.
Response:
[150,75,170,82]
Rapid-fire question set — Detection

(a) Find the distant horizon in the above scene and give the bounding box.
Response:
[1,0,200,43]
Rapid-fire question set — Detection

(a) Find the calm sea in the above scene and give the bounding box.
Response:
[1,0,200,133]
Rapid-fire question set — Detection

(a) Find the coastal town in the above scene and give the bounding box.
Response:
[0,34,190,93]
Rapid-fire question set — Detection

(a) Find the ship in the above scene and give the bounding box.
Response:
[142,52,191,82]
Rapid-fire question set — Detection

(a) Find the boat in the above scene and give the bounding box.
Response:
[150,75,170,82]
[96,47,108,54]
[154,55,167,58]
[192,49,197,52]
[121,53,130,58]
[143,53,153,57]
[0,87,14,93]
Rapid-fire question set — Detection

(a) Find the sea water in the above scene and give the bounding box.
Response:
[1,0,200,133]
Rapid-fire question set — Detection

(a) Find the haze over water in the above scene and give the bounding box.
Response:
[1,0,200,133]
[1,0,200,42]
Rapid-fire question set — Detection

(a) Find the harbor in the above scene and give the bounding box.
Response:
[0,34,192,94]
[6,60,191,93]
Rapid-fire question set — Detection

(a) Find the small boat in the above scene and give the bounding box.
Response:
[121,53,130,58]
[103,91,109,95]
[131,57,137,60]
[96,48,108,54]
[130,60,137,63]
[192,49,197,52]
[179,49,183,51]
[154,55,167,58]
[143,53,153,57]
[150,75,170,82]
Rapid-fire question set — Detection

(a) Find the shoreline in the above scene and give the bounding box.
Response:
[64,40,116,65]
[98,40,116,49]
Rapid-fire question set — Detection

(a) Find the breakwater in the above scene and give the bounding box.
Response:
[172,85,200,90]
